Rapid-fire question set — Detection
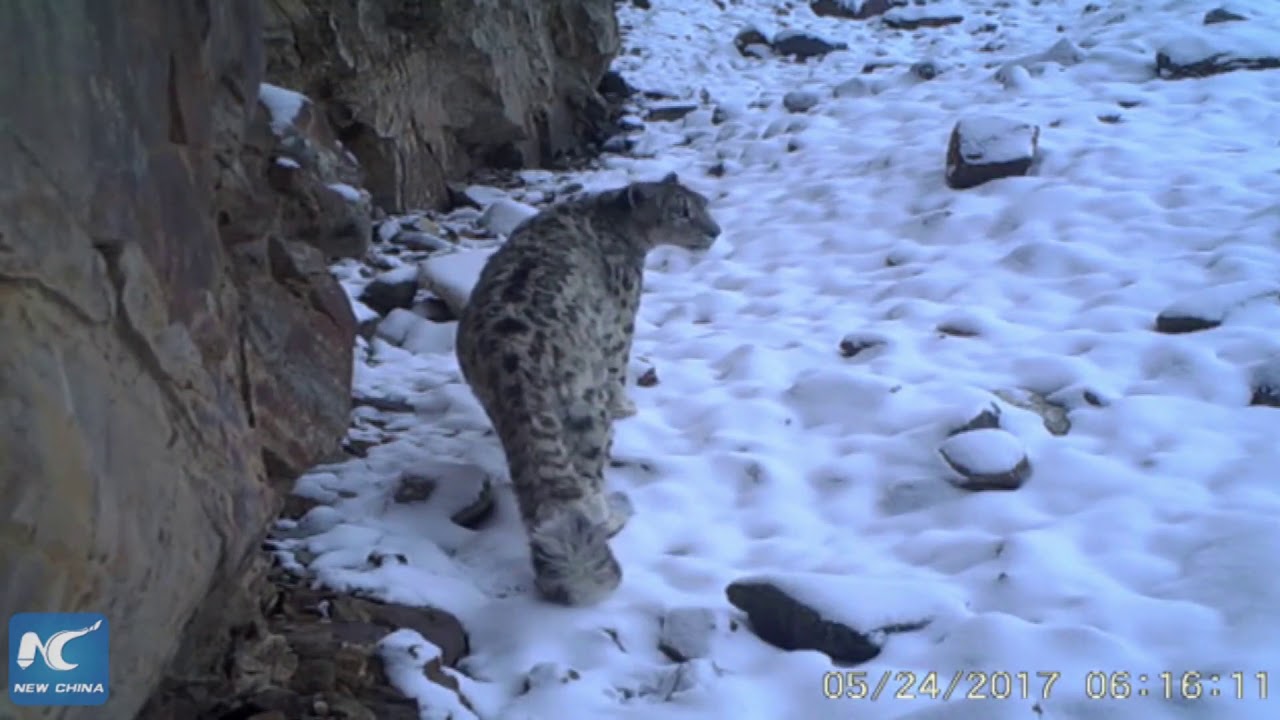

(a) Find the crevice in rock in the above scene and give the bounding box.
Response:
[168,53,190,145]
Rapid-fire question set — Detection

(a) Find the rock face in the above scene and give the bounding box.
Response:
[0,0,359,716]
[264,0,621,211]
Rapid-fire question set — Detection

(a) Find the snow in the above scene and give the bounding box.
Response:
[479,198,539,237]
[258,82,307,134]
[885,0,964,23]
[376,308,457,355]
[379,630,480,720]
[953,115,1038,164]
[278,1,1280,719]
[327,182,367,203]
[274,156,301,169]
[418,249,497,316]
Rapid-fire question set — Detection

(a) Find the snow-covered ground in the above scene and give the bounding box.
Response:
[272,1,1280,718]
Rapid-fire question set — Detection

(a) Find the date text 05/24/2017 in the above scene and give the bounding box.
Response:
[823,670,1270,702]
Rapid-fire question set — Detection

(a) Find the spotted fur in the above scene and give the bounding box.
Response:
[455,172,722,606]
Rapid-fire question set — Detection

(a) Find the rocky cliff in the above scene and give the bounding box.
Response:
[265,0,621,211]
[0,0,618,718]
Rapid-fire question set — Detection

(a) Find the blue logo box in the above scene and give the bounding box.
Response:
[8,613,109,706]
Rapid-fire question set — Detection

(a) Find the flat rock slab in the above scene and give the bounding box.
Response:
[810,0,906,20]
[419,249,497,317]
[359,265,421,316]
[1156,23,1280,79]
[945,115,1040,190]
[884,0,964,30]
[1204,7,1248,25]
[726,574,957,664]
[939,428,1032,491]
[645,104,700,122]
[771,30,849,60]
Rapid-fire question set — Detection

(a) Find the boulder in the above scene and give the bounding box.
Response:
[938,428,1033,491]
[264,0,621,211]
[726,574,950,664]
[1155,23,1280,79]
[945,116,1040,190]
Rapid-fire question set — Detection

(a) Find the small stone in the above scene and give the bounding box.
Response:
[945,115,1040,190]
[949,404,1001,435]
[390,461,495,530]
[598,70,637,99]
[658,607,718,662]
[418,296,457,322]
[645,104,699,123]
[910,60,941,80]
[1204,7,1247,24]
[358,266,420,316]
[939,428,1032,491]
[734,28,773,58]
[450,478,495,530]
[1154,313,1221,334]
[782,90,821,113]
[771,30,849,61]
[394,230,451,253]
[838,333,887,358]
[637,367,660,387]
[392,475,436,504]
[1155,282,1277,334]
[1249,358,1280,408]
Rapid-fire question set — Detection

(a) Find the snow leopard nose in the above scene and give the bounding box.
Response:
[701,217,721,238]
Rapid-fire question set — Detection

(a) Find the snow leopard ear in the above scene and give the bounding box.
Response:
[662,172,679,185]
[621,182,648,210]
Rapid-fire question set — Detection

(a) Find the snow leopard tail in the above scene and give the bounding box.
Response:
[528,503,622,606]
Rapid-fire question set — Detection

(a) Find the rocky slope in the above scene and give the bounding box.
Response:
[0,1,618,718]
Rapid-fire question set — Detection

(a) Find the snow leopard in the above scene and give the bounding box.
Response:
[455,172,722,606]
